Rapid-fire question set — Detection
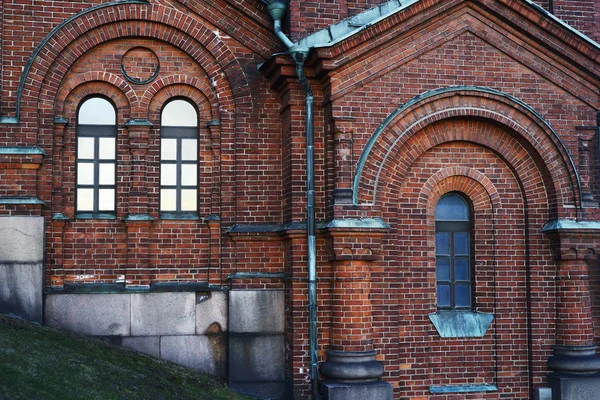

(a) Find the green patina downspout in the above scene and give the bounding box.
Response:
[266,1,319,398]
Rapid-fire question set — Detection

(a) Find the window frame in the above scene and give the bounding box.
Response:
[435,192,473,310]
[159,98,200,220]
[75,96,118,219]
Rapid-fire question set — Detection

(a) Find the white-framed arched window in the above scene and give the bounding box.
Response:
[76,96,117,217]
[160,98,199,219]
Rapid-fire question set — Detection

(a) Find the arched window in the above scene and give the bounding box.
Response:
[76,97,117,217]
[160,99,198,218]
[435,192,472,309]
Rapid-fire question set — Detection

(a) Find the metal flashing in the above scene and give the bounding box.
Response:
[297,0,418,49]
[523,0,600,52]
[542,219,600,232]
[52,213,71,221]
[0,146,46,155]
[124,119,153,127]
[429,310,494,338]
[0,117,18,124]
[227,272,285,280]
[123,214,154,222]
[430,384,498,394]
[0,197,45,205]
[322,217,390,230]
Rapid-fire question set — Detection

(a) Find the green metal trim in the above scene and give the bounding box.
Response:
[54,116,68,125]
[429,310,494,338]
[0,117,19,124]
[159,212,200,221]
[203,214,221,222]
[52,213,71,221]
[0,197,45,205]
[227,223,282,233]
[46,281,225,294]
[227,272,286,280]
[321,217,390,230]
[0,146,46,155]
[205,120,221,127]
[75,212,117,220]
[352,86,582,205]
[542,219,600,232]
[124,119,153,127]
[123,214,154,222]
[430,384,498,394]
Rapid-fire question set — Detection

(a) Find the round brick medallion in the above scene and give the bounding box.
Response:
[121,47,160,84]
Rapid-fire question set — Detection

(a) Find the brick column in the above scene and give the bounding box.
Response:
[319,219,392,400]
[331,117,354,206]
[544,223,600,399]
[124,120,153,288]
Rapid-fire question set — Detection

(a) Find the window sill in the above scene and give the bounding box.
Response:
[429,310,494,338]
[159,212,200,220]
[75,212,117,220]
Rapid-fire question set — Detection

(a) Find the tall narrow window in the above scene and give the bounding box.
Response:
[435,193,472,309]
[76,97,117,217]
[160,99,198,218]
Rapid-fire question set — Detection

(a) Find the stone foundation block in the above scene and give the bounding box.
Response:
[229,290,284,333]
[44,293,130,335]
[161,335,226,376]
[131,292,195,336]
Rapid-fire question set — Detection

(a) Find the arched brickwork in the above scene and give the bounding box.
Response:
[145,78,218,123]
[14,2,248,127]
[56,72,137,117]
[354,87,581,218]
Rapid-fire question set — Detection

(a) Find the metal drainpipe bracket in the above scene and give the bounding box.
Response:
[289,45,310,64]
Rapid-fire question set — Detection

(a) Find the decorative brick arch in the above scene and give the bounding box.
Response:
[354,86,581,217]
[417,167,501,219]
[144,77,219,123]
[15,1,247,126]
[62,80,132,123]
[56,72,137,118]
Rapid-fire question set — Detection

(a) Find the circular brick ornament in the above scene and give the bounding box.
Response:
[121,47,160,84]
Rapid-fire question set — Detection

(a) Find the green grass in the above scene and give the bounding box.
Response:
[0,314,250,400]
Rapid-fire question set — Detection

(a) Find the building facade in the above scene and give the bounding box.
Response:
[1,0,600,398]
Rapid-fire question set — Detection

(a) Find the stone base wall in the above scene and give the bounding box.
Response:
[0,217,44,322]
[44,291,228,377]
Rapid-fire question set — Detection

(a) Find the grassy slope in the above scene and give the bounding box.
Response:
[0,314,249,400]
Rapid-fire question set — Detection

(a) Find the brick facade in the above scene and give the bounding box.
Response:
[1,0,600,399]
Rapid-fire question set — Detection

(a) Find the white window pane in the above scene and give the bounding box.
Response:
[98,189,115,211]
[160,189,177,211]
[161,100,197,127]
[161,164,177,186]
[78,137,95,159]
[181,189,197,211]
[181,139,197,161]
[181,164,197,186]
[79,97,116,125]
[99,163,115,185]
[77,163,94,185]
[77,188,94,211]
[161,139,177,161]
[99,138,116,160]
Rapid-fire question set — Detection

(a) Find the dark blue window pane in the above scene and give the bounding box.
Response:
[455,284,471,307]
[436,257,450,281]
[455,257,470,281]
[437,285,450,307]
[454,232,469,255]
[436,233,449,255]
[435,193,468,221]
